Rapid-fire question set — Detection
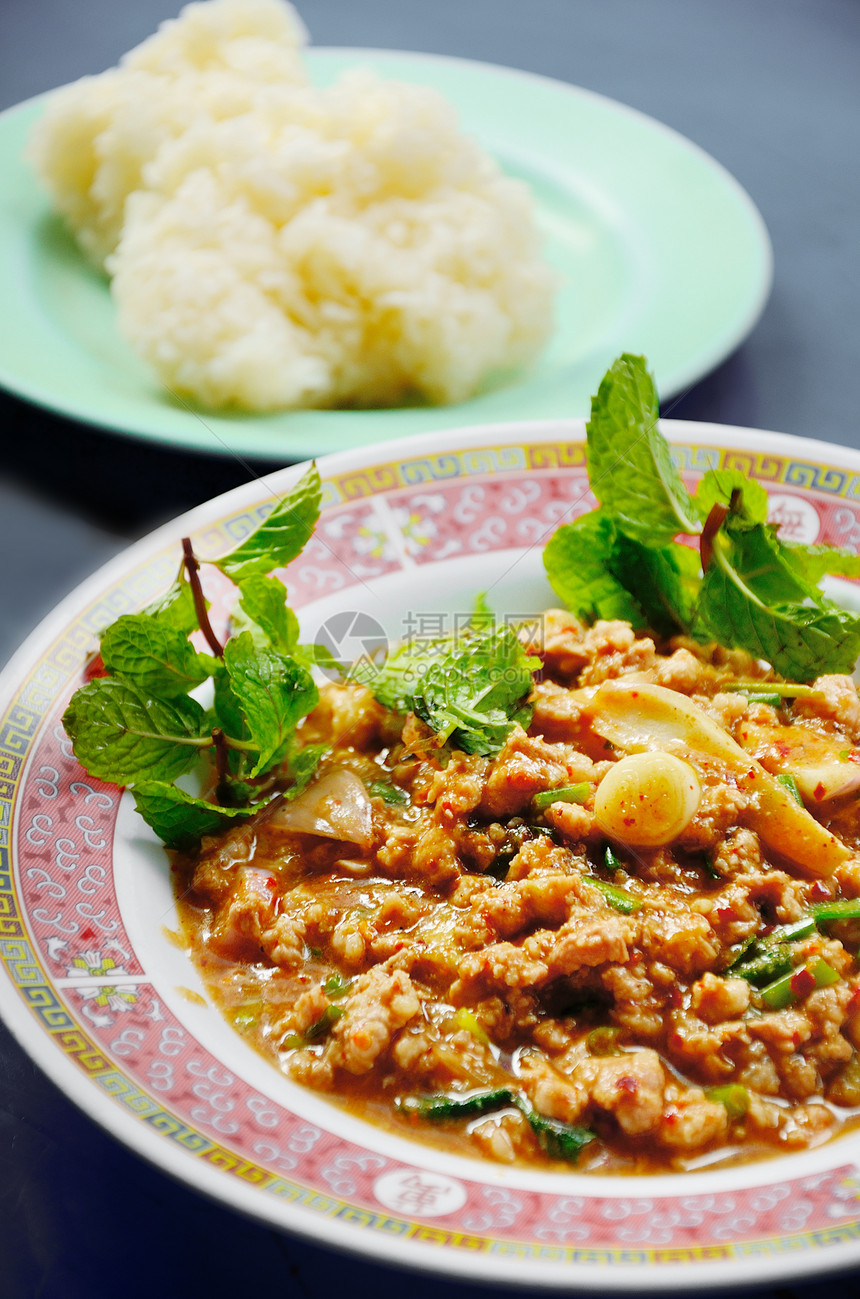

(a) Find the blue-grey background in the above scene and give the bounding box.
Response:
[1,1,859,1296]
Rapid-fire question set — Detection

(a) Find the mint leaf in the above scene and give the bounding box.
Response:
[695,470,769,528]
[141,579,199,633]
[216,464,322,582]
[132,782,256,850]
[236,575,300,654]
[212,665,247,746]
[100,614,215,699]
[285,743,328,799]
[63,678,208,784]
[471,591,495,628]
[586,354,699,546]
[355,624,536,755]
[412,625,537,756]
[612,534,700,637]
[698,525,860,678]
[781,540,860,585]
[543,511,699,637]
[716,522,813,605]
[223,632,318,776]
[543,511,648,627]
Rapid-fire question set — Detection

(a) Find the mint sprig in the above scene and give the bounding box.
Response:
[354,623,538,756]
[544,355,860,680]
[63,464,325,847]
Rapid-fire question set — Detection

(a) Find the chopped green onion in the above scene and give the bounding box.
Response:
[810,898,860,923]
[760,957,839,1009]
[744,692,783,707]
[604,845,624,873]
[586,1026,623,1056]
[769,916,817,943]
[532,783,591,812]
[705,1083,750,1120]
[723,935,756,971]
[304,1004,345,1040]
[776,773,803,806]
[723,682,823,700]
[732,943,794,985]
[513,1098,595,1162]
[396,1087,516,1120]
[231,1009,259,1032]
[323,973,353,1000]
[584,876,641,914]
[701,853,723,880]
[396,1088,596,1163]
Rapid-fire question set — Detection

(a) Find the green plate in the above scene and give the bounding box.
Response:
[0,48,772,460]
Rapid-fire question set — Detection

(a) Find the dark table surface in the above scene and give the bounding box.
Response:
[2,2,860,1296]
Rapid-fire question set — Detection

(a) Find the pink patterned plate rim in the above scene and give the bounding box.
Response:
[2,417,860,1293]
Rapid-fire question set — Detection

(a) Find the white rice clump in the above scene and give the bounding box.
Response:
[28,0,556,410]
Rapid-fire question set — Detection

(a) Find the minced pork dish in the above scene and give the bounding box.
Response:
[175,610,860,1173]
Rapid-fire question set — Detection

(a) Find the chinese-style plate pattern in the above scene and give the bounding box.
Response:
[2,419,860,1293]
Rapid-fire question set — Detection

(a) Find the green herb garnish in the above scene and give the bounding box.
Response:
[352,622,539,757]
[776,773,804,806]
[366,780,410,807]
[584,876,641,914]
[396,1088,517,1120]
[543,354,860,680]
[532,782,590,811]
[395,1088,595,1164]
[63,465,324,849]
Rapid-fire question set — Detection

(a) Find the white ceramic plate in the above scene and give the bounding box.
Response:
[0,49,771,458]
[2,419,860,1292]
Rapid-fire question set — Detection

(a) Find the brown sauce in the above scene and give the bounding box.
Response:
[173,614,860,1172]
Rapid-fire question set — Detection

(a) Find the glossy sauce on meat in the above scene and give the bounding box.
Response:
[174,611,860,1172]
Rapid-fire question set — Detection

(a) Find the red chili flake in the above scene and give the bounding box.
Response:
[791,1030,803,1050]
[790,967,816,1000]
[668,1031,685,1052]
[663,1108,679,1127]
[847,988,860,1015]
[716,905,740,923]
[814,782,826,802]
[623,817,636,826]
[83,652,107,681]
[809,881,833,903]
[616,1075,639,1096]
